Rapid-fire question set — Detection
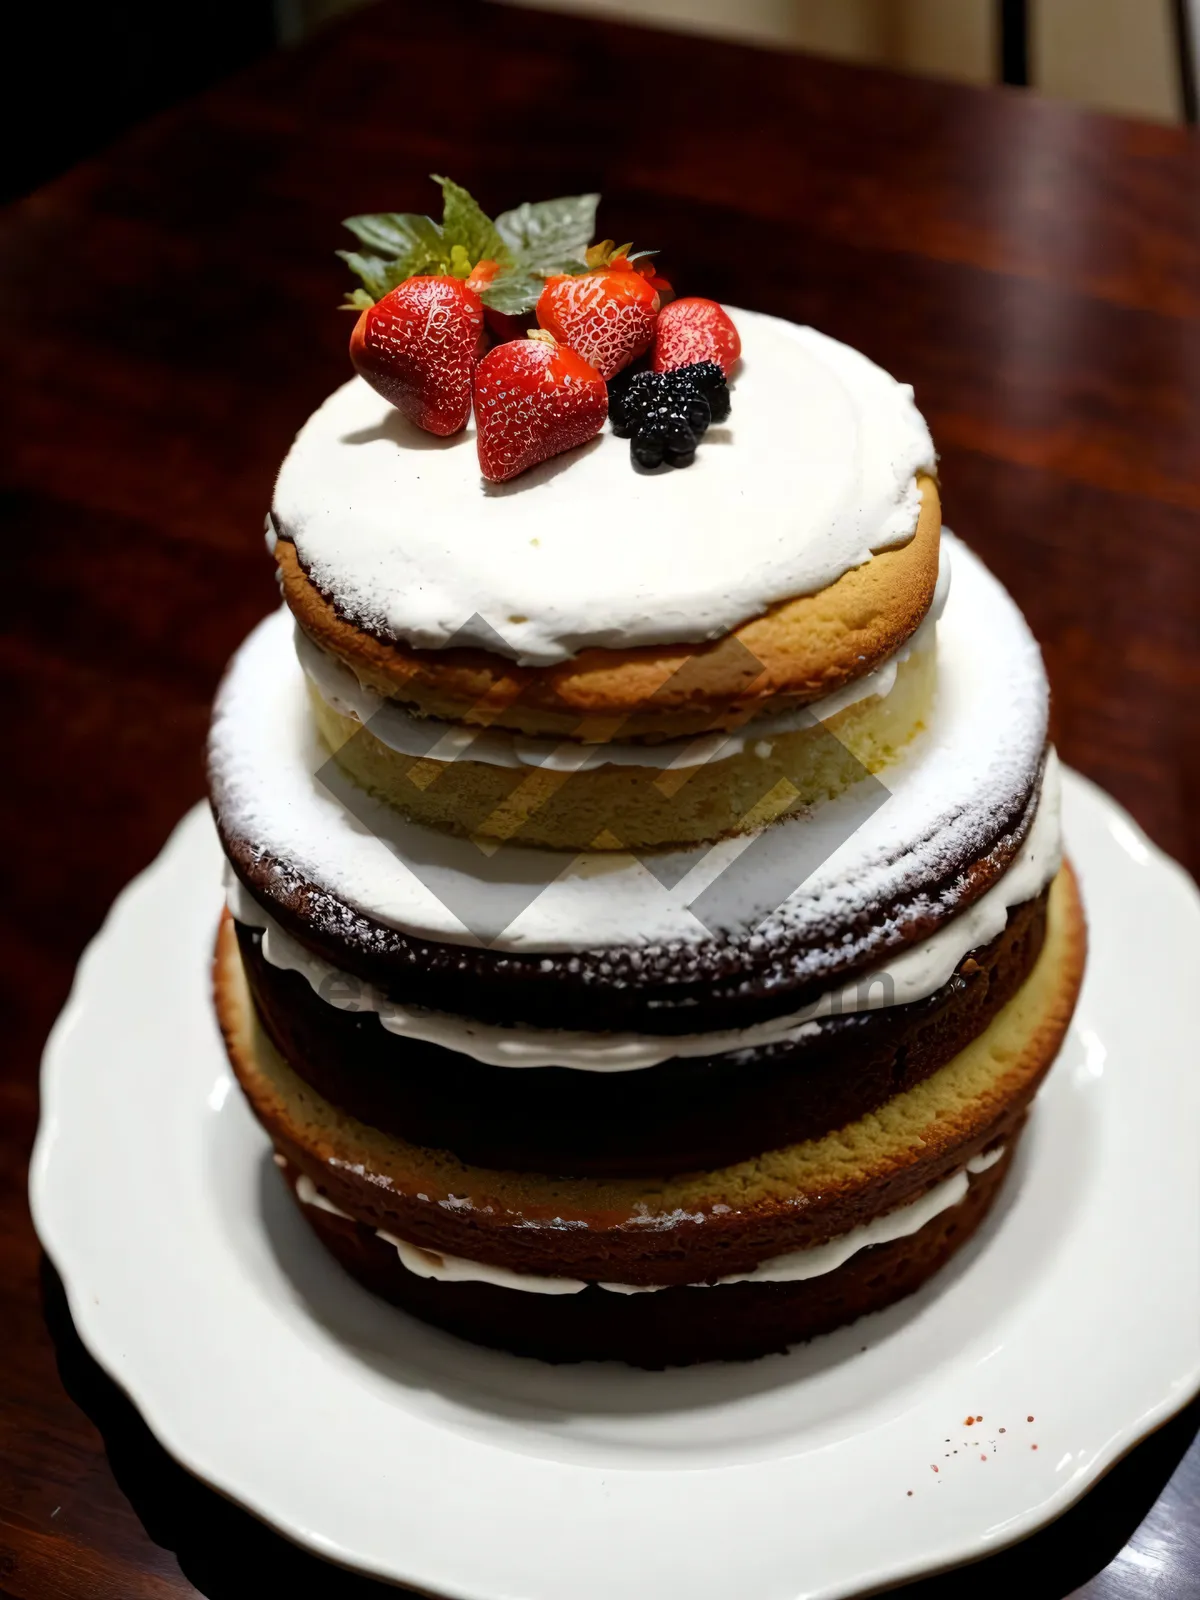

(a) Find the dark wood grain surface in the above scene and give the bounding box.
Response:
[3,2,1198,1595]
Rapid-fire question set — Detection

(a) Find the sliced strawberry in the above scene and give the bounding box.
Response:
[474,333,608,483]
[536,256,660,380]
[349,275,484,436]
[652,297,741,377]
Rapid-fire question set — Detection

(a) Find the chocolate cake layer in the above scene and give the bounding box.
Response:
[287,1139,1015,1367]
[216,749,1043,1036]
[236,890,1048,1177]
[215,865,1085,1288]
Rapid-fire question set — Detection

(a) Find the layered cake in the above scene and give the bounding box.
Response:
[210,182,1085,1366]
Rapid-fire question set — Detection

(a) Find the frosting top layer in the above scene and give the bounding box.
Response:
[272,309,936,666]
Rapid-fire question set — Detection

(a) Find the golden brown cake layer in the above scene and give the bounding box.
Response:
[276,474,940,739]
[306,644,937,852]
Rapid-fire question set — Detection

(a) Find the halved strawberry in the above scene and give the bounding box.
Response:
[536,246,661,380]
[474,332,608,483]
[349,275,484,436]
[652,297,741,377]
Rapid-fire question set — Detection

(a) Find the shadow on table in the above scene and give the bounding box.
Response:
[42,1256,1199,1600]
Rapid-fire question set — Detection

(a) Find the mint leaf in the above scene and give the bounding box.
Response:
[481,195,599,314]
[342,211,444,260]
[479,269,547,318]
[339,208,448,300]
[339,182,596,305]
[433,175,513,269]
[337,249,404,301]
[496,193,598,273]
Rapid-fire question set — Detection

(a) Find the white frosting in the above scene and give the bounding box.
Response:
[295,551,951,772]
[272,310,936,666]
[293,1151,1003,1294]
[295,1173,352,1217]
[964,1145,1006,1177]
[377,1231,590,1297]
[209,533,1049,956]
[226,749,1059,1071]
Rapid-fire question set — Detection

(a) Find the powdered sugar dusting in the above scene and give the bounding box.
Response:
[209,534,1048,958]
[227,754,1058,1070]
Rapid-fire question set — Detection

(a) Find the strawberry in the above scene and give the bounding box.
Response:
[474,332,608,483]
[349,275,485,436]
[652,297,741,377]
[536,245,661,380]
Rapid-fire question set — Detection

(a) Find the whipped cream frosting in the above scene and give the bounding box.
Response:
[295,549,951,772]
[293,1148,1004,1294]
[226,748,1059,1070]
[209,534,1049,955]
[271,309,936,666]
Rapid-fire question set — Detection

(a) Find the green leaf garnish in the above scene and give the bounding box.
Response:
[341,211,444,261]
[478,270,547,319]
[335,251,401,302]
[434,175,514,271]
[494,193,598,273]
[339,179,598,310]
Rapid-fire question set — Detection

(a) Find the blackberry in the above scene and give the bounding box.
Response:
[617,359,729,469]
[659,377,711,437]
[632,403,697,470]
[668,360,731,423]
[607,368,661,437]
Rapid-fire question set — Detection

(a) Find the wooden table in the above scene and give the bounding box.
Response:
[3,1,1198,1594]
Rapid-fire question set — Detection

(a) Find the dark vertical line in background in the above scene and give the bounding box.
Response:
[1172,0,1199,123]
[999,0,1030,87]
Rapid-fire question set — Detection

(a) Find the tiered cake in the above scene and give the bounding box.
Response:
[210,289,1084,1366]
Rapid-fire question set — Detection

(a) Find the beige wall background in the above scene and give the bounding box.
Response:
[282,0,1190,123]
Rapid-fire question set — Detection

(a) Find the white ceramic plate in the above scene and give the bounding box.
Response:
[31,770,1200,1600]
